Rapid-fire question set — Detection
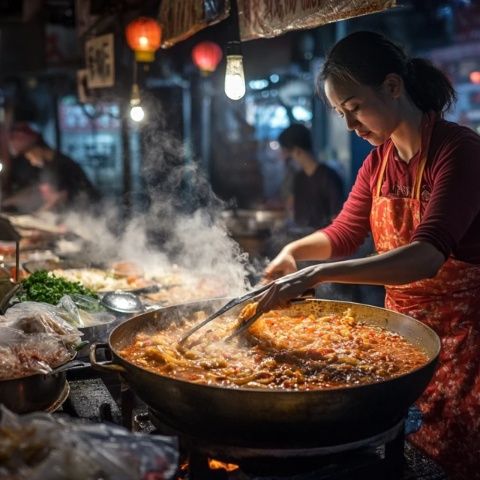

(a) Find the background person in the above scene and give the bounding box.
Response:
[271,123,367,302]
[278,123,344,231]
[261,31,480,480]
[3,123,99,213]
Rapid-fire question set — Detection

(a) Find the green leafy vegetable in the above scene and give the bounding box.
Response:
[19,270,98,305]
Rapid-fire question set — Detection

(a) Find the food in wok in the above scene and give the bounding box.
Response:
[120,304,428,391]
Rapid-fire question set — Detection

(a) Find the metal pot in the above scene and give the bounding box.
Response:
[90,298,440,449]
[221,209,286,236]
[76,313,119,358]
[0,357,87,413]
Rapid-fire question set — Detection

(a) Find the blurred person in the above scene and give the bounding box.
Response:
[267,124,361,301]
[278,123,344,231]
[260,31,480,480]
[3,123,99,213]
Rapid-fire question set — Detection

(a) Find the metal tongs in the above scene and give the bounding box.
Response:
[177,266,319,350]
[177,282,274,350]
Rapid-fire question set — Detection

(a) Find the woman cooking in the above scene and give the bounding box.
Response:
[260,31,480,480]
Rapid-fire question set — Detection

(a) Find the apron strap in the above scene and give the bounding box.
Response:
[375,142,394,197]
[413,153,428,201]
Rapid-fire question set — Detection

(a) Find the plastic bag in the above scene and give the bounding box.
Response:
[58,294,114,328]
[0,327,74,380]
[0,301,82,345]
[0,406,178,480]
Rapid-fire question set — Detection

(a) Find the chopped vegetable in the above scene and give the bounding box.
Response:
[19,270,98,305]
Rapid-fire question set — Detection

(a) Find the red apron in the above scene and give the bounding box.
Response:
[370,136,480,479]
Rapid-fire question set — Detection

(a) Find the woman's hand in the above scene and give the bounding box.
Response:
[256,265,322,312]
[263,248,298,282]
[262,231,333,284]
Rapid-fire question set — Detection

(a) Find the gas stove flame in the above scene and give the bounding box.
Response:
[208,459,240,472]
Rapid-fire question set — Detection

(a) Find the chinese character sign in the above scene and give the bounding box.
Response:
[85,33,115,88]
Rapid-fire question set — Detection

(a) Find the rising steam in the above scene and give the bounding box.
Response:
[60,95,252,296]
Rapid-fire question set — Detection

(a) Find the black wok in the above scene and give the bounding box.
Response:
[90,298,440,449]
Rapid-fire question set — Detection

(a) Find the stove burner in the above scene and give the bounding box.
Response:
[148,408,406,479]
[61,372,447,480]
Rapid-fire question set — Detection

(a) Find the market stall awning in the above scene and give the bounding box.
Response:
[158,0,396,47]
[238,0,396,41]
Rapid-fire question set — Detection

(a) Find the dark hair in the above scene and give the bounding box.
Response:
[278,124,312,152]
[319,31,456,114]
[9,122,47,148]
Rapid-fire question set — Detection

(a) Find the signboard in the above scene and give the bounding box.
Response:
[85,33,115,89]
[238,0,396,41]
[158,0,230,48]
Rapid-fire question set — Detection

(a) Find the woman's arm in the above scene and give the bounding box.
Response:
[266,237,445,287]
[312,240,445,286]
[264,231,332,280]
[258,241,445,311]
[283,231,333,261]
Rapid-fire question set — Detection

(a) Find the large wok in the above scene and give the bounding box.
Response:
[91,298,440,449]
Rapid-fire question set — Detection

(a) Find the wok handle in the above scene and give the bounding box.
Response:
[89,343,127,374]
[51,359,90,375]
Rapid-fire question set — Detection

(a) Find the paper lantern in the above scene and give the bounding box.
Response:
[192,41,223,74]
[470,71,480,84]
[125,17,162,62]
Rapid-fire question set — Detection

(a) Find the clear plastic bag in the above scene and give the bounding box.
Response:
[0,301,82,345]
[0,406,178,480]
[58,294,114,328]
[0,327,74,379]
[0,302,88,379]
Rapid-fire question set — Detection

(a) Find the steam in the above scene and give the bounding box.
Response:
[60,97,253,295]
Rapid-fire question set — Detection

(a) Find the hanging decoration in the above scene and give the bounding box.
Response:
[192,41,223,75]
[237,0,396,41]
[125,17,162,62]
[159,0,230,48]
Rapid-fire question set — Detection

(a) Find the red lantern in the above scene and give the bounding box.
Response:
[470,71,480,84]
[192,41,223,74]
[125,17,162,62]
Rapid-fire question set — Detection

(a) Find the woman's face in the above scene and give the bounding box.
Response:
[324,76,400,146]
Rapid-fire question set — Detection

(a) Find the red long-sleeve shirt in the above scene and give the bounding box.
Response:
[322,118,480,263]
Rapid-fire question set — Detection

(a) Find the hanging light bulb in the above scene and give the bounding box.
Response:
[130,104,144,122]
[129,83,145,122]
[224,41,245,100]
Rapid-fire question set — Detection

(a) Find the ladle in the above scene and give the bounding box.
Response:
[99,281,180,314]
[100,291,147,314]
[100,290,170,315]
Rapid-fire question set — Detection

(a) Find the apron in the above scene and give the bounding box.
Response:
[370,137,480,480]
